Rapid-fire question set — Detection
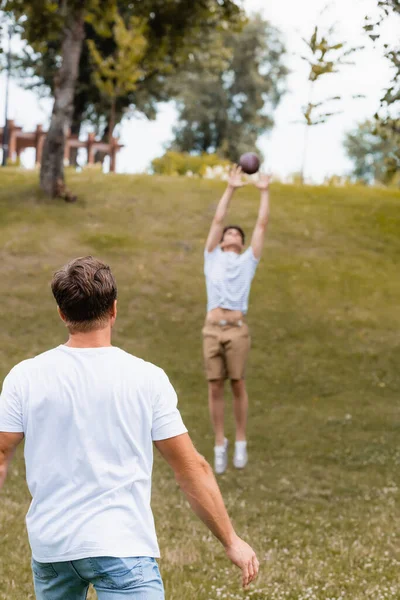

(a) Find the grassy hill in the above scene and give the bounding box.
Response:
[1,169,400,600]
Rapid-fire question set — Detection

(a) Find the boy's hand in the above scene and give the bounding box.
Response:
[254,174,271,191]
[227,165,246,189]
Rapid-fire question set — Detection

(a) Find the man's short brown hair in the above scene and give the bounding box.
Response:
[51,256,117,333]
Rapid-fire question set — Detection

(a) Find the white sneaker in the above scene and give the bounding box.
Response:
[233,441,248,469]
[214,438,228,474]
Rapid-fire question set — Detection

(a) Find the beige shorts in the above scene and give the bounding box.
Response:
[202,320,251,381]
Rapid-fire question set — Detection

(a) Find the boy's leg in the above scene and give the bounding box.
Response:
[202,323,226,446]
[31,558,89,600]
[209,378,229,474]
[231,379,249,442]
[208,379,225,446]
[231,378,249,469]
[224,323,251,448]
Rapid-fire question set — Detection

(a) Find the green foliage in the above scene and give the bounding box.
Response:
[323,174,357,187]
[1,0,63,45]
[364,0,400,108]
[88,14,147,100]
[2,0,244,138]
[344,119,400,186]
[298,21,363,181]
[87,12,148,138]
[300,25,362,127]
[170,13,288,160]
[363,1,400,182]
[151,151,230,177]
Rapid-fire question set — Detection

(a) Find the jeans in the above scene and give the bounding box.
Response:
[31,556,164,599]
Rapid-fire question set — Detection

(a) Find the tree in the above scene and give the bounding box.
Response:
[11,20,164,164]
[365,1,399,108]
[1,0,113,196]
[344,119,399,185]
[88,13,148,144]
[364,1,400,181]
[170,14,288,161]
[11,3,242,141]
[2,0,244,197]
[299,24,363,181]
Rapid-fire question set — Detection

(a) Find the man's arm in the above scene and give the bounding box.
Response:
[251,175,271,260]
[155,433,259,588]
[0,431,24,491]
[205,165,245,252]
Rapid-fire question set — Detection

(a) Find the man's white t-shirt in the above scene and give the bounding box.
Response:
[0,345,187,562]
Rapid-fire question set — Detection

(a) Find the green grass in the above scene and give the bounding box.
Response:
[1,168,400,599]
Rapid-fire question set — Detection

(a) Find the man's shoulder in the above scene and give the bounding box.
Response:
[115,350,166,378]
[9,347,57,370]
[4,347,63,381]
[3,348,166,389]
[11,347,163,372]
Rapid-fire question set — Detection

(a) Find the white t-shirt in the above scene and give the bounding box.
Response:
[0,345,187,562]
[204,246,260,314]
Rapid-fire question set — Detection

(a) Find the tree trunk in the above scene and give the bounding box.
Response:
[109,96,117,144]
[95,99,120,165]
[69,94,86,167]
[40,9,85,197]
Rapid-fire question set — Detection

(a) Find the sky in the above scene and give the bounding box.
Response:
[0,0,396,182]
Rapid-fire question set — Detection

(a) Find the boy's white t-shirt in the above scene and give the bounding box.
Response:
[0,345,188,562]
[204,246,260,314]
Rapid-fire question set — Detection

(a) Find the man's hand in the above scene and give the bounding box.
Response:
[155,434,259,589]
[225,535,260,588]
[254,173,271,191]
[227,165,246,189]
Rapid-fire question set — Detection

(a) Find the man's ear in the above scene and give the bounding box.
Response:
[57,306,67,323]
[111,299,117,319]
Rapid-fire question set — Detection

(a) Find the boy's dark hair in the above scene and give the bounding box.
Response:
[51,256,117,333]
[221,225,245,245]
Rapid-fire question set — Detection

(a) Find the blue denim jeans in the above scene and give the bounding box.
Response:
[31,556,164,599]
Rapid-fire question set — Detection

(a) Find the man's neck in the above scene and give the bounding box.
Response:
[65,327,112,349]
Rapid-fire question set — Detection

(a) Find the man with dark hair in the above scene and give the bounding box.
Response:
[203,165,270,474]
[0,256,259,599]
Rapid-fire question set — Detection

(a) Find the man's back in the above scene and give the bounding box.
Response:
[1,345,187,562]
[0,256,258,598]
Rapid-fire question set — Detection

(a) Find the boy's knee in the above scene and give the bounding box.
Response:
[209,379,224,400]
[231,379,246,395]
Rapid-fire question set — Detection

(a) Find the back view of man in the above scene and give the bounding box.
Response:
[0,256,258,599]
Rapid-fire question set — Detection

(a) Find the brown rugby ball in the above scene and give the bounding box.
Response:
[239,152,260,175]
